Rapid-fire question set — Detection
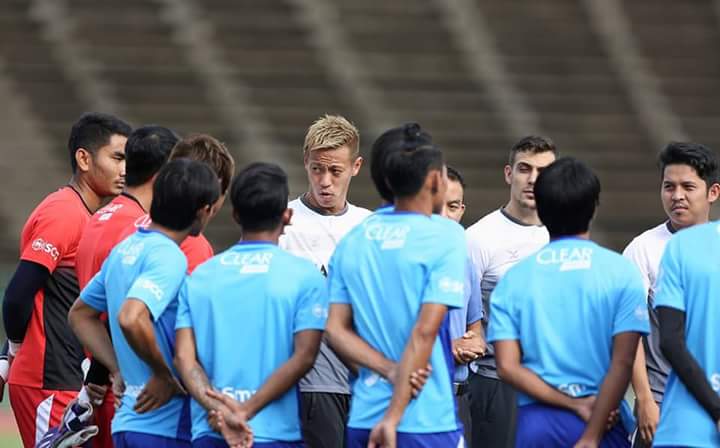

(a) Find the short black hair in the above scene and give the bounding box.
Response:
[658,142,720,188]
[125,126,179,187]
[370,123,434,203]
[509,135,556,166]
[230,162,289,232]
[535,157,600,238]
[68,112,132,172]
[150,159,220,231]
[446,165,466,189]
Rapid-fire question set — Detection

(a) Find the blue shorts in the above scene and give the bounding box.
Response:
[516,404,630,448]
[112,431,191,448]
[192,435,304,447]
[346,427,464,448]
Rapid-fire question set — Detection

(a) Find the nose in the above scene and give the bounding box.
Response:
[528,168,539,184]
[319,171,332,187]
[672,187,685,200]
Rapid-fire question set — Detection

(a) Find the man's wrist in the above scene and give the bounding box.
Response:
[8,341,21,357]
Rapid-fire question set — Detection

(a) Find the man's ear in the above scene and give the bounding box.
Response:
[75,148,92,173]
[351,156,363,177]
[429,170,442,195]
[708,182,720,204]
[282,208,294,226]
[503,164,513,186]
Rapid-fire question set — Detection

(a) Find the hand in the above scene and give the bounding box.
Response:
[636,398,659,443]
[110,371,125,409]
[368,417,398,448]
[0,357,9,402]
[134,373,186,413]
[206,389,254,448]
[452,331,486,364]
[571,395,596,422]
[386,363,432,398]
[573,437,599,448]
[606,408,619,431]
[85,383,108,406]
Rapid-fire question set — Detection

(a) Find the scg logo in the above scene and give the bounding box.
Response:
[31,238,60,261]
[222,387,257,402]
[711,373,720,392]
[139,279,163,301]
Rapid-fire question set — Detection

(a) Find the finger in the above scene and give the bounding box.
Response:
[135,395,156,413]
[207,388,234,406]
[134,390,151,411]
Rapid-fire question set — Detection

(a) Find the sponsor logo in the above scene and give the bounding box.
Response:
[558,383,586,397]
[506,249,519,260]
[634,305,649,321]
[439,276,464,294]
[31,238,60,261]
[312,303,327,319]
[363,372,389,388]
[139,278,163,301]
[221,387,257,402]
[220,251,273,274]
[711,373,720,392]
[98,203,124,221]
[124,384,144,398]
[134,214,152,229]
[364,221,410,250]
[117,241,144,265]
[536,247,592,271]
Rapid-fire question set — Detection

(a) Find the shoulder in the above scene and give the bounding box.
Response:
[624,222,670,254]
[346,203,372,220]
[31,188,88,225]
[465,209,503,241]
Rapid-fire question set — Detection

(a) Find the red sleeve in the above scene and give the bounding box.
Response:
[20,201,84,272]
[181,234,214,274]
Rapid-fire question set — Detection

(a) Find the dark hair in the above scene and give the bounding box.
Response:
[124,126,179,187]
[68,112,132,172]
[230,162,289,232]
[534,157,600,238]
[446,165,466,189]
[170,134,235,195]
[508,135,556,166]
[370,123,434,202]
[658,142,720,188]
[150,159,220,231]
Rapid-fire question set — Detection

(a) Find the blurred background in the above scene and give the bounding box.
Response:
[2,0,720,444]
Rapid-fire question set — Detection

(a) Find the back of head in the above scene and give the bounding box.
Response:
[303,114,360,157]
[658,142,720,187]
[534,157,600,238]
[508,135,557,166]
[125,126,180,187]
[230,162,289,232]
[150,159,220,231]
[68,112,132,172]
[170,134,236,195]
[370,123,434,202]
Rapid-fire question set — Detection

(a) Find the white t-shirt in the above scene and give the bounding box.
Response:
[280,196,371,393]
[466,208,549,378]
[622,221,674,402]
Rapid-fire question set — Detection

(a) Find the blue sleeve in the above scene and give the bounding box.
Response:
[126,249,187,322]
[175,279,192,330]
[328,248,350,305]
[80,267,108,313]
[421,229,466,309]
[294,268,329,332]
[653,238,685,312]
[613,262,650,335]
[487,273,520,342]
[465,261,483,324]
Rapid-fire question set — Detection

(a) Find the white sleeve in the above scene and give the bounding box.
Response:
[622,238,652,299]
[466,230,491,284]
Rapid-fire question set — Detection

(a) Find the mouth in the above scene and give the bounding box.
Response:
[671,204,688,213]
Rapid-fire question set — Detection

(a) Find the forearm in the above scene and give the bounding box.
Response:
[631,341,654,403]
[582,355,635,440]
[327,326,394,379]
[69,312,119,374]
[498,363,575,411]
[176,357,221,412]
[244,354,314,419]
[2,261,49,342]
[121,319,172,376]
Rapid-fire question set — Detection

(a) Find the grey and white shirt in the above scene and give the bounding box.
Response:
[280,196,371,394]
[623,221,674,403]
[466,208,549,379]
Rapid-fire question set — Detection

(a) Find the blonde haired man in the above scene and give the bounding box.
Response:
[280,115,370,447]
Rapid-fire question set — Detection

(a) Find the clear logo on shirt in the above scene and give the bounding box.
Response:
[221,387,257,402]
[536,247,592,271]
[364,222,410,250]
[31,238,60,261]
[220,252,273,274]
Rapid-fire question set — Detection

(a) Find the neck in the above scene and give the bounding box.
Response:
[669,216,709,232]
[242,228,283,245]
[125,183,154,212]
[504,200,542,226]
[303,191,347,216]
[394,195,433,216]
[147,222,190,246]
[550,231,590,241]
[68,175,104,213]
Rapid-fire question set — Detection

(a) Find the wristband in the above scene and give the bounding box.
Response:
[8,341,21,357]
